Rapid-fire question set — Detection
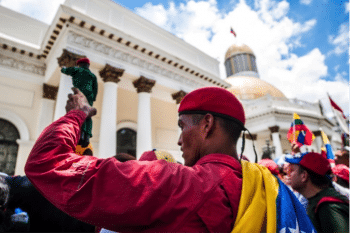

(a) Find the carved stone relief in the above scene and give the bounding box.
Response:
[172,90,187,104]
[67,31,201,88]
[0,54,46,75]
[57,49,85,68]
[133,76,156,93]
[43,83,58,100]
[99,64,124,83]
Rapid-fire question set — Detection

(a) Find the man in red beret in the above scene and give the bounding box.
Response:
[24,87,311,232]
[61,58,98,151]
[286,144,349,233]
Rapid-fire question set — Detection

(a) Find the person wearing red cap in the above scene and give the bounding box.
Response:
[61,57,98,149]
[335,148,349,166]
[286,144,349,233]
[24,87,312,232]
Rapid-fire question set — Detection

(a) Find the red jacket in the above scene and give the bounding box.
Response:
[25,110,242,232]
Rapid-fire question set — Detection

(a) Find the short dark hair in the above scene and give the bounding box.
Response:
[191,114,242,143]
[298,165,332,188]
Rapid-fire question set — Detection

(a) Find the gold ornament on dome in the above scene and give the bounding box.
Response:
[225,44,255,60]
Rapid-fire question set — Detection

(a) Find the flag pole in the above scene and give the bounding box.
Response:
[293,113,296,144]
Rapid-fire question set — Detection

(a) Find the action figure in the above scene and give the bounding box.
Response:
[61,58,98,151]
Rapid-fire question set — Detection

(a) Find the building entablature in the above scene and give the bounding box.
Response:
[38,2,228,89]
[61,0,220,77]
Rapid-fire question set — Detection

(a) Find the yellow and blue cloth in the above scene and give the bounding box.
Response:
[232,161,315,233]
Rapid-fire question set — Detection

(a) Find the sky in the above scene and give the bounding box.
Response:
[0,0,349,119]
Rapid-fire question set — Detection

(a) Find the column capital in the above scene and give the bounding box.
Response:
[43,83,58,100]
[269,125,280,133]
[57,49,85,68]
[99,64,124,83]
[172,90,187,104]
[313,130,322,137]
[245,133,257,141]
[133,76,156,93]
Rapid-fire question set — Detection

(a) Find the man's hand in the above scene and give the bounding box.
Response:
[290,142,301,155]
[66,88,97,118]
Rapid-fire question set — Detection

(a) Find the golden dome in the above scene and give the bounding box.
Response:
[226,76,287,100]
[225,44,255,60]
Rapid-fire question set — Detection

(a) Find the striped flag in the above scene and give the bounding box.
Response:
[287,113,315,147]
[321,130,334,159]
[230,27,236,37]
[328,94,349,134]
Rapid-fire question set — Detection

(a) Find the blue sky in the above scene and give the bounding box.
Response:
[0,0,348,117]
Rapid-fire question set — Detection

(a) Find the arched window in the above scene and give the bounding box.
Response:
[117,128,137,157]
[0,119,20,175]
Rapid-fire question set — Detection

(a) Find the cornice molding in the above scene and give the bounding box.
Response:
[99,64,124,83]
[67,31,202,88]
[133,76,156,93]
[0,54,46,76]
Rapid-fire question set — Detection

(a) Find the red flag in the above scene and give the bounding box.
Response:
[329,95,346,119]
[230,27,236,37]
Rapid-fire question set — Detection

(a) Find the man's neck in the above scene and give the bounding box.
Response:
[300,183,324,199]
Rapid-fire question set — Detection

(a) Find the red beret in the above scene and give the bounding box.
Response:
[332,164,349,184]
[286,152,331,176]
[76,57,90,65]
[178,87,245,127]
[258,159,279,175]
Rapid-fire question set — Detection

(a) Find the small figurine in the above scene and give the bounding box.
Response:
[61,58,98,149]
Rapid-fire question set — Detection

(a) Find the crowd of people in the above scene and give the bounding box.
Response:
[0,86,348,232]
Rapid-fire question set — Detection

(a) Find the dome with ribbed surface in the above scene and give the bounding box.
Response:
[226,76,287,100]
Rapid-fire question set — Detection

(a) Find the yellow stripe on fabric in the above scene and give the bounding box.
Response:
[232,161,279,233]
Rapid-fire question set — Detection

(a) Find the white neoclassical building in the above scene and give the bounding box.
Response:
[0,0,340,175]
[224,44,340,161]
[0,0,229,175]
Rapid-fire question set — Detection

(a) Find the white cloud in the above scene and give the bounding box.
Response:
[346,2,349,13]
[300,0,312,5]
[136,0,349,115]
[328,23,349,56]
[0,0,64,24]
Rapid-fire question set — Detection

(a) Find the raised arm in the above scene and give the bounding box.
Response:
[24,88,208,231]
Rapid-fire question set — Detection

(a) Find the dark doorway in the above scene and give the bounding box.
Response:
[0,119,20,175]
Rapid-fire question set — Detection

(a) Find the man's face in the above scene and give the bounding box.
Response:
[178,115,203,167]
[287,164,306,192]
[335,150,349,166]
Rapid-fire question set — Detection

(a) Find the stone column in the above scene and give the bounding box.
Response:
[133,76,156,158]
[244,133,258,162]
[54,49,85,120]
[313,130,322,153]
[269,125,283,158]
[36,84,58,137]
[98,64,124,158]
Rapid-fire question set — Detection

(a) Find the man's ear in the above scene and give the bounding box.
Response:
[301,170,309,183]
[202,114,215,138]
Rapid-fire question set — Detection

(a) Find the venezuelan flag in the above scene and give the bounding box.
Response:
[287,113,315,147]
[232,161,315,233]
[321,130,334,159]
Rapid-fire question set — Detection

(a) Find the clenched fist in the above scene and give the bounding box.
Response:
[66,87,97,118]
